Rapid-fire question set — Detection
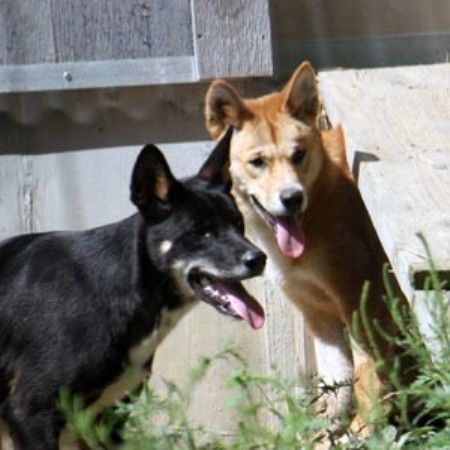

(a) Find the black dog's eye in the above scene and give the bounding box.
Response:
[249,157,266,169]
[203,232,213,239]
[291,147,306,164]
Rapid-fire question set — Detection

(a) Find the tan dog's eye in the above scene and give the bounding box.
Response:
[291,148,306,165]
[249,157,266,169]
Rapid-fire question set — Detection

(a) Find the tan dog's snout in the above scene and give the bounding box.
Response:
[280,187,304,214]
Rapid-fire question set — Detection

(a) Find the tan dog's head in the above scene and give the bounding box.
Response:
[205,62,323,259]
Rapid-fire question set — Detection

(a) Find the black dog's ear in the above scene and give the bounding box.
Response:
[130,144,180,221]
[197,126,233,191]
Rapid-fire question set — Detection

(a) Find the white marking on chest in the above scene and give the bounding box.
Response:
[128,329,160,367]
[88,303,194,414]
[129,303,193,366]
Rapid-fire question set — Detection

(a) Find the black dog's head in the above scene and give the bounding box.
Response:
[130,129,266,329]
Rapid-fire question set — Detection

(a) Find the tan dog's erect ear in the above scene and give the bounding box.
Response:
[282,61,319,126]
[205,80,253,139]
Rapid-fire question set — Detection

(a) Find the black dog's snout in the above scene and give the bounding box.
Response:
[242,250,266,274]
[280,188,304,212]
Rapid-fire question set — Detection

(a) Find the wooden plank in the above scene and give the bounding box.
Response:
[262,279,315,377]
[13,142,211,233]
[319,63,450,167]
[50,0,193,62]
[358,162,450,298]
[0,0,55,65]
[0,56,197,93]
[0,156,26,241]
[412,291,450,359]
[259,279,315,428]
[191,0,273,79]
[319,63,450,299]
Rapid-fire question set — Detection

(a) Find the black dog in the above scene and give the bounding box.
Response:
[0,128,266,450]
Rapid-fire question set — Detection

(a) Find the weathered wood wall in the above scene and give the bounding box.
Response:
[0,0,273,93]
[319,63,450,299]
[191,0,272,79]
[0,0,193,65]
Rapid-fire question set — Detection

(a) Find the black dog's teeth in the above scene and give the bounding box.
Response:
[198,280,229,305]
[189,272,242,320]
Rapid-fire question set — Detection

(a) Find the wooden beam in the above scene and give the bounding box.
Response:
[0,56,197,93]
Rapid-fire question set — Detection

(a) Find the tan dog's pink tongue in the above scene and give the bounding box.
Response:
[275,217,306,258]
[214,281,265,329]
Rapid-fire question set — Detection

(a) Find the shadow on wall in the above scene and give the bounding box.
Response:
[0,77,281,154]
[270,0,450,73]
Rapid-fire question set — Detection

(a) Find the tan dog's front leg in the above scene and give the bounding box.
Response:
[350,341,385,434]
[304,308,354,432]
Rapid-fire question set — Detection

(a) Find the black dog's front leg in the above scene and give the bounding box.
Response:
[3,398,61,450]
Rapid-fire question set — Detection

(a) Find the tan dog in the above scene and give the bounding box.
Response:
[204,62,411,431]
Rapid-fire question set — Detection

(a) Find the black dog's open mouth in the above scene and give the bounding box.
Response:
[250,195,306,259]
[188,271,265,330]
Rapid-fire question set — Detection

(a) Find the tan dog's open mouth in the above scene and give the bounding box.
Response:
[251,195,306,259]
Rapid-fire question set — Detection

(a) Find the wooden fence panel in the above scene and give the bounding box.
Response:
[51,0,193,62]
[191,0,273,79]
[0,0,55,65]
[0,156,25,241]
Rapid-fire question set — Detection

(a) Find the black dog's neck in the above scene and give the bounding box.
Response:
[89,214,186,347]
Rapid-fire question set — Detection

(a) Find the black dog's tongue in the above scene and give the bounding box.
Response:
[212,280,265,329]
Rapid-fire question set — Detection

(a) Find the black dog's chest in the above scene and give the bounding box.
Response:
[89,302,194,412]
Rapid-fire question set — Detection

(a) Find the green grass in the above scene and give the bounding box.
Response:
[60,236,450,449]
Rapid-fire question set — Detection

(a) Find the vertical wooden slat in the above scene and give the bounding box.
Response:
[263,280,315,379]
[0,0,55,65]
[191,0,273,79]
[51,0,193,62]
[0,156,25,241]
